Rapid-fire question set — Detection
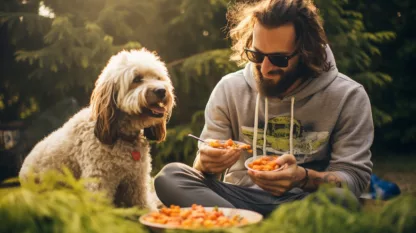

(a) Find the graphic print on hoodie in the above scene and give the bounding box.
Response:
[241,114,330,164]
[195,46,374,197]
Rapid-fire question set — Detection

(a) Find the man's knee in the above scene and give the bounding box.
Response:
[155,162,183,184]
[154,163,194,191]
[159,162,187,175]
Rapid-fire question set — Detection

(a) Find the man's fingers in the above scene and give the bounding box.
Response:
[199,149,225,163]
[199,145,227,158]
[200,149,241,173]
[250,175,291,188]
[201,147,241,162]
[222,151,241,167]
[248,169,292,181]
[248,172,291,188]
[276,153,297,166]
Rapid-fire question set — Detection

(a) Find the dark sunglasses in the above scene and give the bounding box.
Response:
[244,48,298,67]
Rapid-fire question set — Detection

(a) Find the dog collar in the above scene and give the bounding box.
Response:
[118,132,139,143]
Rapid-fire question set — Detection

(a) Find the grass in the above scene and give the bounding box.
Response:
[361,149,416,211]
[372,151,416,174]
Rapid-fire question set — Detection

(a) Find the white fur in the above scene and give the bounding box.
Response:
[19,48,175,210]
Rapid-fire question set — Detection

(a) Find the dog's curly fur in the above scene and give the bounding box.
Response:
[19,48,175,209]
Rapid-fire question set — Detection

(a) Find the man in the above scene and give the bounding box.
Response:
[154,0,373,216]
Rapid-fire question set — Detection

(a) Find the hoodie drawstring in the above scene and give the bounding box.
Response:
[290,96,295,154]
[252,94,260,159]
[263,97,268,155]
[252,95,295,158]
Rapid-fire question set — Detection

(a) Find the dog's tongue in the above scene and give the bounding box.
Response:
[149,106,165,114]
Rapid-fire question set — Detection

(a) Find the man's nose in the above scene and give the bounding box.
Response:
[260,57,275,76]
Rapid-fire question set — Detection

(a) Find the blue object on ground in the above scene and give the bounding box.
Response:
[370,174,401,200]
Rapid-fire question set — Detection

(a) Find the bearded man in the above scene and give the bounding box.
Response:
[154,0,373,216]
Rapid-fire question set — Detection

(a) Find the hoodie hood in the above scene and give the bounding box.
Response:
[197,44,372,196]
[197,45,372,196]
[243,45,339,159]
[243,45,339,102]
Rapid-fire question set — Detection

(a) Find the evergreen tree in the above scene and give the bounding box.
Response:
[0,0,397,173]
[154,0,396,171]
[348,0,416,150]
[1,0,154,121]
[0,0,45,121]
[316,0,395,127]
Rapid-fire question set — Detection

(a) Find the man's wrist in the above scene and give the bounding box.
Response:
[300,167,309,189]
[296,166,309,189]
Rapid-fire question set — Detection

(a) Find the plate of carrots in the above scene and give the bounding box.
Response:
[139,204,262,231]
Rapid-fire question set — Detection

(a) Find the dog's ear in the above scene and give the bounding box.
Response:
[95,108,119,145]
[91,80,119,145]
[144,121,166,143]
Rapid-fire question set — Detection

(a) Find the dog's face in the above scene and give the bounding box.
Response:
[90,49,175,145]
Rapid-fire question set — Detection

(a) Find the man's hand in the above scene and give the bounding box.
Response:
[195,143,242,174]
[247,154,306,196]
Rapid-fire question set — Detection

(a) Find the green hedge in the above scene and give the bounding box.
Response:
[1,170,415,233]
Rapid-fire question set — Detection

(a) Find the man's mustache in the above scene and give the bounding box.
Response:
[255,65,284,77]
[268,69,284,76]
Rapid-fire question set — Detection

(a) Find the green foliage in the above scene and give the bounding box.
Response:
[152,49,239,173]
[0,0,151,120]
[152,110,205,174]
[1,172,415,233]
[154,0,230,61]
[251,188,416,233]
[315,0,395,128]
[347,0,416,148]
[0,169,148,233]
[0,0,411,170]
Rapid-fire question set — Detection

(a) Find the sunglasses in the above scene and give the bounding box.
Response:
[244,48,298,67]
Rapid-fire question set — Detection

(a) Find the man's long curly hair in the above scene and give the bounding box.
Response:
[227,0,331,78]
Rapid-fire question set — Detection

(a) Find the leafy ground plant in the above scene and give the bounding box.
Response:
[250,186,416,233]
[0,168,149,233]
[1,171,415,233]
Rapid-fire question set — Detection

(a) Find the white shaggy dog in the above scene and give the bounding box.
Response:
[19,48,175,209]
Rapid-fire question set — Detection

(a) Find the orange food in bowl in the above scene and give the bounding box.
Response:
[142,204,248,228]
[208,139,253,153]
[248,155,280,171]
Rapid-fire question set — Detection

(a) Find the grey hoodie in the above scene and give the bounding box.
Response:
[195,46,373,197]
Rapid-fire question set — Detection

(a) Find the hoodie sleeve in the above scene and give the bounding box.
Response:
[193,79,233,167]
[327,86,374,197]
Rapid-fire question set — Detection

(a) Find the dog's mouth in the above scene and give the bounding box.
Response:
[143,102,166,118]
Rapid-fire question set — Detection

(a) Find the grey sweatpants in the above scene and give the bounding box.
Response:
[154,162,310,216]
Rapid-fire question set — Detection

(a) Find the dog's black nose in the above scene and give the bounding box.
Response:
[154,88,166,99]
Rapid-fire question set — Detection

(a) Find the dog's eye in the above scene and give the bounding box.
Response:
[133,75,143,83]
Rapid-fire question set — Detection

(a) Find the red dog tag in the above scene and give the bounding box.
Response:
[131,151,141,161]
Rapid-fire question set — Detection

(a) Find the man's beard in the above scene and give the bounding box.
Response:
[254,62,306,98]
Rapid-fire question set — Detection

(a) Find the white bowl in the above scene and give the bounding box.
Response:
[244,155,284,172]
[139,207,263,232]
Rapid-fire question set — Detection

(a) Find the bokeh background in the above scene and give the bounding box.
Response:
[0,0,415,183]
